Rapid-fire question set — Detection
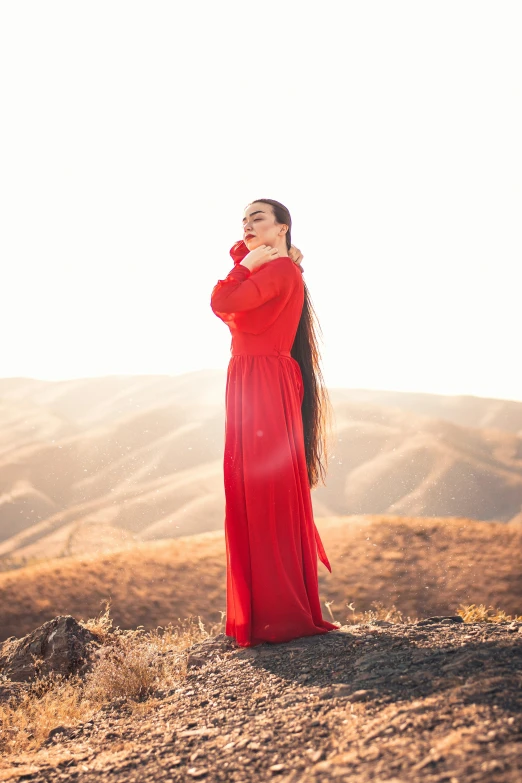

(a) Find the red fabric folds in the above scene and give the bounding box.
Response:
[210,242,338,647]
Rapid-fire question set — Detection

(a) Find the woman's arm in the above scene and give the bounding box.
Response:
[210,257,295,315]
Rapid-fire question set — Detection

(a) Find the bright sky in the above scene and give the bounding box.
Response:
[1,1,521,402]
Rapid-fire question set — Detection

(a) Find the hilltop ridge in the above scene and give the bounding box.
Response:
[1,514,521,644]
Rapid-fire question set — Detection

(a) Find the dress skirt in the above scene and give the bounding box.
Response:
[223,351,338,646]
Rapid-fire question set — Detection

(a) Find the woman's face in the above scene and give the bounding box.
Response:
[242,202,287,250]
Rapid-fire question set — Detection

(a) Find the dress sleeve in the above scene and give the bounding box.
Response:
[210,258,297,334]
[210,259,293,314]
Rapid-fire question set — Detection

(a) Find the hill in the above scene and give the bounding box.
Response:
[2,373,522,566]
[1,515,521,643]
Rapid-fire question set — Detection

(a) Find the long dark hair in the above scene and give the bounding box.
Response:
[250,198,334,489]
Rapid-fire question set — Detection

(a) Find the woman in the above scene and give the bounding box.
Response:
[210,198,339,647]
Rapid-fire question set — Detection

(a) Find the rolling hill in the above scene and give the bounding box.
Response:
[1,514,520,642]
[1,373,521,567]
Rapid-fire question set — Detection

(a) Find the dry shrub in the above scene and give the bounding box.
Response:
[456,603,522,623]
[82,632,164,704]
[82,606,226,704]
[0,604,223,757]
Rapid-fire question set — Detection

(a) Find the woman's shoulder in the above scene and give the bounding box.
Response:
[279,256,304,280]
[271,255,302,275]
[251,256,302,287]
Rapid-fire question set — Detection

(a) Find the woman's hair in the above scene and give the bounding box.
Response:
[249,198,335,489]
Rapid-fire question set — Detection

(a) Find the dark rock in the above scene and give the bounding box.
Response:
[416,615,464,626]
[187,654,207,669]
[0,615,100,683]
[347,689,377,702]
[44,724,74,744]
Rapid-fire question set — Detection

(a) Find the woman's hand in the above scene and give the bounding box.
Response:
[240,245,280,273]
[288,244,303,265]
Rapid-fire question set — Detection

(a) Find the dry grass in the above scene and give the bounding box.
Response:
[328,598,522,626]
[456,602,522,623]
[0,600,225,757]
[0,672,86,756]
[325,599,414,625]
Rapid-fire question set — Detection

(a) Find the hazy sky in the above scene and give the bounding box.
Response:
[1,1,521,401]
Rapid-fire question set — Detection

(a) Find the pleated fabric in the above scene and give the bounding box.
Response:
[210,240,339,647]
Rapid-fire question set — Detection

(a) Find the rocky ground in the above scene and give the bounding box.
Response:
[2,616,522,783]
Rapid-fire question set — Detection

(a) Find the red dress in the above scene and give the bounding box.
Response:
[210,240,339,647]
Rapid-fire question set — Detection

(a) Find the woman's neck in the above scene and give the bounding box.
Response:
[274,237,289,257]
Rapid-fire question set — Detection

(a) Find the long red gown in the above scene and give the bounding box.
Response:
[210,240,339,647]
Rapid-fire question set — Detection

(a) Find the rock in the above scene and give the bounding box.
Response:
[177,727,218,738]
[413,751,442,770]
[332,684,352,697]
[347,689,377,702]
[231,647,259,660]
[318,684,377,701]
[45,724,74,744]
[313,761,334,772]
[187,654,207,669]
[355,652,389,670]
[416,615,464,626]
[188,636,236,659]
[0,615,100,683]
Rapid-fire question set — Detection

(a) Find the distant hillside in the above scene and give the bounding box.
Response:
[0,514,520,643]
[328,386,522,435]
[1,373,522,565]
